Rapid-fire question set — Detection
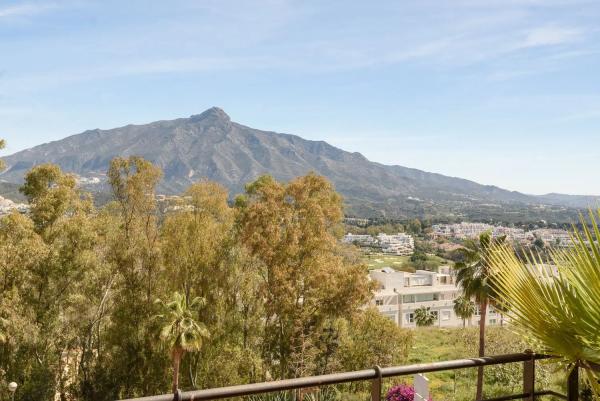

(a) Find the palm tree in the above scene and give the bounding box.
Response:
[489,210,600,397]
[454,231,506,401]
[155,292,210,395]
[453,296,475,327]
[414,306,436,327]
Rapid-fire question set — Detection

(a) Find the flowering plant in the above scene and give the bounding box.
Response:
[385,383,415,401]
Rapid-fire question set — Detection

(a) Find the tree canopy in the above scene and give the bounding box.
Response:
[0,160,412,401]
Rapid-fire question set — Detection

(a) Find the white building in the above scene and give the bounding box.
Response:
[532,228,572,247]
[343,232,414,255]
[369,267,501,328]
[342,233,377,247]
[376,233,415,256]
[0,196,29,216]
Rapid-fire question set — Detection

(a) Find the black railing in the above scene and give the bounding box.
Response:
[119,351,578,401]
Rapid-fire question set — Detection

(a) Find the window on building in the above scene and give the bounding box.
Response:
[489,319,497,325]
[431,311,439,320]
[441,310,451,321]
[415,293,435,302]
[405,313,414,323]
[474,306,481,316]
[375,299,384,306]
[403,295,415,303]
[489,307,496,315]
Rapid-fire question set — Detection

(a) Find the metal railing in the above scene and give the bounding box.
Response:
[119,351,578,401]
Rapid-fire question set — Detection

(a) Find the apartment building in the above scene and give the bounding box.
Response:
[532,228,572,247]
[343,232,414,255]
[376,233,415,256]
[342,233,377,247]
[369,267,501,328]
[432,223,538,245]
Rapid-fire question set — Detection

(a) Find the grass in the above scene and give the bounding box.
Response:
[242,327,568,401]
[363,252,452,272]
[384,327,568,401]
[363,253,411,270]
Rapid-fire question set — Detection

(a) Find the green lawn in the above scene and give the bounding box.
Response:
[363,253,452,272]
[384,327,567,401]
[363,253,411,270]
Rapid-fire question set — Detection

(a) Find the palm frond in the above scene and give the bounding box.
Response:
[489,210,600,395]
[155,291,210,355]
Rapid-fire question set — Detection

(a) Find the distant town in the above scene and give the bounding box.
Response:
[431,222,572,247]
[339,219,574,330]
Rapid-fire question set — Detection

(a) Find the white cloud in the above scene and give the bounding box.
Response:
[521,26,583,48]
[0,2,57,18]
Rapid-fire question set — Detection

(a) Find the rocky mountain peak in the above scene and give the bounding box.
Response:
[189,107,230,123]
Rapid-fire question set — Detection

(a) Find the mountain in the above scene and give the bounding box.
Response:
[1,107,597,222]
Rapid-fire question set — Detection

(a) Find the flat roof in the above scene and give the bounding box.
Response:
[375,284,459,296]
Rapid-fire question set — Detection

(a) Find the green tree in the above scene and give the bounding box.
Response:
[155,292,210,394]
[237,173,372,378]
[455,231,506,401]
[161,181,234,300]
[0,164,103,401]
[339,308,413,370]
[100,156,166,400]
[20,163,89,231]
[160,181,264,389]
[413,306,436,327]
[453,296,475,327]
[408,219,422,235]
[533,236,545,250]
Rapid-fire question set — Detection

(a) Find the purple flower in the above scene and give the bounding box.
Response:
[385,383,416,401]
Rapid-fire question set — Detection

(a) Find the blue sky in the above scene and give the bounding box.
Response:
[0,0,599,195]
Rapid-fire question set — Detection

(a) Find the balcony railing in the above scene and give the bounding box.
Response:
[118,351,578,401]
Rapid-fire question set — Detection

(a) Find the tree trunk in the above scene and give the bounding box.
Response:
[172,349,183,395]
[476,299,488,401]
[462,318,466,328]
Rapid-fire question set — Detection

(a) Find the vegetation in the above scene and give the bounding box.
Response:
[406,327,558,401]
[385,383,416,401]
[363,253,450,273]
[414,307,436,327]
[452,296,475,328]
[0,156,413,401]
[489,210,600,396]
[155,292,210,394]
[454,231,506,401]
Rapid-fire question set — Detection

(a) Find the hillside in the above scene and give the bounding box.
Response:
[1,107,596,221]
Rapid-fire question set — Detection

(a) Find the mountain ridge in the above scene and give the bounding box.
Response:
[1,107,598,221]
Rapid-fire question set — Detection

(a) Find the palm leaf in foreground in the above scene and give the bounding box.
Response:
[488,210,600,394]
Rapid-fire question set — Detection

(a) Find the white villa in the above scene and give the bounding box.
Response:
[369,267,502,328]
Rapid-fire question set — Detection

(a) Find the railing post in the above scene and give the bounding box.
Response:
[523,350,535,401]
[371,365,382,401]
[567,364,579,401]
